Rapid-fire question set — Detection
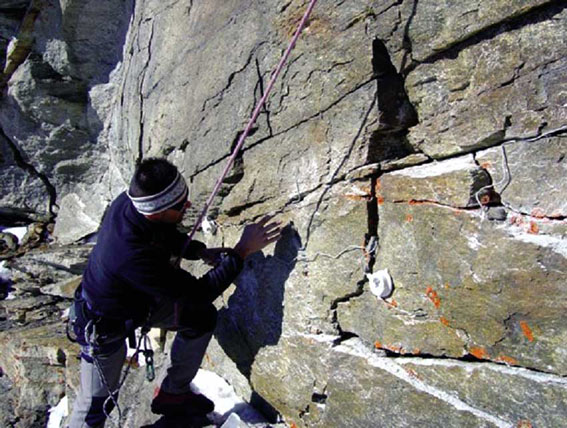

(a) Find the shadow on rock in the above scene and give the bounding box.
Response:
[215,223,301,378]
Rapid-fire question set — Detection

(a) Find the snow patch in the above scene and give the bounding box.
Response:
[191,369,266,425]
[2,226,28,242]
[390,155,475,179]
[47,396,68,428]
[0,261,10,281]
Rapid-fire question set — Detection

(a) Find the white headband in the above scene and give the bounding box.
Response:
[127,172,188,215]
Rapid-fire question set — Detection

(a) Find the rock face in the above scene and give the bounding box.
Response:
[1,0,566,427]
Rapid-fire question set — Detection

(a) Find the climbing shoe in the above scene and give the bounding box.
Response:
[151,387,215,416]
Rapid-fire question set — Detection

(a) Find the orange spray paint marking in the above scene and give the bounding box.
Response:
[375,179,382,191]
[290,423,299,428]
[405,367,422,380]
[480,161,492,169]
[374,341,382,350]
[426,287,441,309]
[439,316,450,327]
[520,321,535,342]
[496,355,519,366]
[469,346,489,360]
[406,214,414,222]
[517,420,533,428]
[377,196,385,205]
[528,221,539,235]
[531,208,545,219]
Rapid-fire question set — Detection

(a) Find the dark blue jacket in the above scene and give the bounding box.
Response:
[80,192,243,324]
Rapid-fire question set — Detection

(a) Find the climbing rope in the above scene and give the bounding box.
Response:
[177,0,319,264]
[85,321,154,427]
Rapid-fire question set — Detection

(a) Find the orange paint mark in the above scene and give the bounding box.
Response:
[375,179,382,191]
[290,423,299,428]
[344,193,369,202]
[408,199,418,205]
[425,287,441,309]
[520,321,535,342]
[389,299,398,308]
[528,221,539,235]
[384,344,405,354]
[406,214,414,222]
[531,208,546,219]
[374,341,382,349]
[377,196,385,205]
[469,346,489,360]
[412,348,421,355]
[480,161,492,169]
[405,367,422,380]
[439,316,450,327]
[496,355,519,366]
[517,420,533,428]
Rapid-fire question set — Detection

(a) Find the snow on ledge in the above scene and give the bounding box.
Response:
[389,155,475,179]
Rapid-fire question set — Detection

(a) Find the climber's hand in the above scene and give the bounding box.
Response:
[233,215,281,259]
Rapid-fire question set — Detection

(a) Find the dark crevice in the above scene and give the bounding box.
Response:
[137,19,155,164]
[201,42,266,113]
[373,346,565,377]
[330,279,366,311]
[254,58,274,138]
[403,1,567,76]
[372,38,418,135]
[225,197,270,217]
[0,126,57,220]
[399,0,419,73]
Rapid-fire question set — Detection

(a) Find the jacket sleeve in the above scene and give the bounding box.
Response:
[164,227,207,260]
[121,246,244,303]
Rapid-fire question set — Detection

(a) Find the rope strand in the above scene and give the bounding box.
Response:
[176,0,319,265]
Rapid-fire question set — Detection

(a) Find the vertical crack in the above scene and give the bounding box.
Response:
[136,18,155,164]
[0,126,57,220]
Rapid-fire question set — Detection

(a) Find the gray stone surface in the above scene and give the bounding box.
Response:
[0,0,566,427]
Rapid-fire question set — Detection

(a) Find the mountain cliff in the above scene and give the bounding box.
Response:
[0,0,566,427]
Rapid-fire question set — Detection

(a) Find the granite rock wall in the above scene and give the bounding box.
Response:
[0,0,566,426]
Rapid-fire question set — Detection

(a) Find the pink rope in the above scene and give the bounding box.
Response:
[179,0,318,260]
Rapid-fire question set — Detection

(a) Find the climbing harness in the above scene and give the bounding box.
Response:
[176,0,319,266]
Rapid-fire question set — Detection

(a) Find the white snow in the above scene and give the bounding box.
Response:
[390,155,475,178]
[46,396,68,428]
[0,261,10,281]
[191,369,267,425]
[2,226,27,242]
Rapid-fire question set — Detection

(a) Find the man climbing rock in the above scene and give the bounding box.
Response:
[68,158,281,427]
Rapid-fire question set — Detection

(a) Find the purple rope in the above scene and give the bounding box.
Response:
[177,0,318,262]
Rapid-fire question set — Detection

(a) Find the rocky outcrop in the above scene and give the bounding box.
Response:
[0,0,566,427]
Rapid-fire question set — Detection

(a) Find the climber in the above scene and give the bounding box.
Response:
[67,158,281,427]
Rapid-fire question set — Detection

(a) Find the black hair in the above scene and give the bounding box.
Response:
[128,158,179,197]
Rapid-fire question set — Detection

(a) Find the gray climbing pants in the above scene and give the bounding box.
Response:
[67,299,217,428]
